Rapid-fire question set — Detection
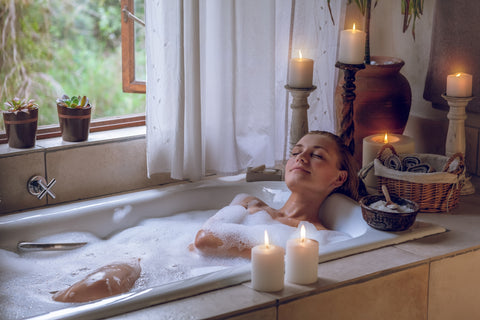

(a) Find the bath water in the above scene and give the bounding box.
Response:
[0,206,350,319]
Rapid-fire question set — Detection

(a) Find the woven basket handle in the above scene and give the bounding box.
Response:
[442,152,465,174]
[358,161,374,180]
[376,143,398,160]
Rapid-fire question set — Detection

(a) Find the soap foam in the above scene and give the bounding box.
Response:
[203,206,351,250]
[0,207,350,319]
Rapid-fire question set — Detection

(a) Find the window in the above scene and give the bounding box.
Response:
[0,0,146,144]
[121,0,146,93]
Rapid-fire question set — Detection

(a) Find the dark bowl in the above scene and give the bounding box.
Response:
[359,194,420,232]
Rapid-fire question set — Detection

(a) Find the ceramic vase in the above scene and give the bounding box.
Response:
[335,56,412,164]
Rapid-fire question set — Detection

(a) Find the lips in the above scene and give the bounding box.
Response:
[290,166,310,174]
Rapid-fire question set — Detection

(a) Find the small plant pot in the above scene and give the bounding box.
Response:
[57,105,92,142]
[2,108,38,148]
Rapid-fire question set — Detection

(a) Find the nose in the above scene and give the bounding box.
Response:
[295,150,309,163]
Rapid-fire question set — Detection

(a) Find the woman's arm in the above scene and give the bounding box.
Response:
[193,229,251,259]
[192,196,268,258]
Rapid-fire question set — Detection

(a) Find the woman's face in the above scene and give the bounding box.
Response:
[285,134,347,195]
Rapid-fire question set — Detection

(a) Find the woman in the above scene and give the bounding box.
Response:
[193,131,362,258]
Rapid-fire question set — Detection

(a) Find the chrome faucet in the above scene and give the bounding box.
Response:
[27,176,56,200]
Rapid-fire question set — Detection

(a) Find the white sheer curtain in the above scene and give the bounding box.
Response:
[145,0,344,181]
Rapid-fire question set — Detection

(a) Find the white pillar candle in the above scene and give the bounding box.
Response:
[285,225,319,285]
[362,133,415,167]
[362,133,415,188]
[251,230,285,292]
[338,24,366,65]
[288,50,314,88]
[446,72,473,97]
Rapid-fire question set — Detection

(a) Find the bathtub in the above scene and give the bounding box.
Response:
[0,174,446,320]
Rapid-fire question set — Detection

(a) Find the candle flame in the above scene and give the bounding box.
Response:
[383,132,389,144]
[456,73,462,77]
[298,50,303,59]
[264,230,270,249]
[300,225,306,243]
[353,23,356,31]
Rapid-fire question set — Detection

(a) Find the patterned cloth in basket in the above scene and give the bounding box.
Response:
[373,144,465,213]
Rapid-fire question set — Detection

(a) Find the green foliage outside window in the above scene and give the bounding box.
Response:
[0,0,145,131]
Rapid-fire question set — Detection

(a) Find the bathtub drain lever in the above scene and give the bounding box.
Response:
[17,241,87,251]
[27,175,56,200]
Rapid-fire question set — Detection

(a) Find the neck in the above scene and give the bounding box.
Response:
[280,191,328,223]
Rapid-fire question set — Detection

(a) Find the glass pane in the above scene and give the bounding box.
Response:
[0,0,145,131]
[134,0,146,81]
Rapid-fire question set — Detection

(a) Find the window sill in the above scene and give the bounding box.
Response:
[0,126,146,158]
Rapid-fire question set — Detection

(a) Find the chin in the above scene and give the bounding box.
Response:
[285,175,309,190]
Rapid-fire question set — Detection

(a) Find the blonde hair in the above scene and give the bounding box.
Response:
[307,131,363,201]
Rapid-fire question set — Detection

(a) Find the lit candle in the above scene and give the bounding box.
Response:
[362,133,415,188]
[285,225,319,285]
[288,50,314,88]
[362,133,415,167]
[338,24,366,64]
[251,230,285,292]
[446,72,473,97]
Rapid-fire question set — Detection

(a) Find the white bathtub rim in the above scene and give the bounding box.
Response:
[0,176,447,257]
[1,175,448,319]
[25,264,252,320]
[21,223,447,320]
[0,178,290,251]
[317,221,447,263]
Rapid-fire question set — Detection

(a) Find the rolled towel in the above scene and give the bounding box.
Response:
[384,154,402,171]
[402,156,421,171]
[406,163,432,173]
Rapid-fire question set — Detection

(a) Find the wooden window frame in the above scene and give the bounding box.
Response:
[121,0,146,93]
[0,0,146,145]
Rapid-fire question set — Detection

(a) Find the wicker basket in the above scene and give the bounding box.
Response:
[371,144,465,213]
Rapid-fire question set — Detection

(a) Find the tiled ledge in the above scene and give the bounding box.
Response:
[0,126,147,157]
[0,126,176,214]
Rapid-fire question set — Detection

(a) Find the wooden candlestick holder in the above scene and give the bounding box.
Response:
[441,93,475,195]
[335,61,365,155]
[285,85,317,151]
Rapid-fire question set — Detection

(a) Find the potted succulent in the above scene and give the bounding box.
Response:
[3,97,39,148]
[56,94,92,142]
[330,0,424,163]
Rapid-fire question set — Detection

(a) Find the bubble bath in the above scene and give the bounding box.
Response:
[0,176,446,319]
[0,205,350,319]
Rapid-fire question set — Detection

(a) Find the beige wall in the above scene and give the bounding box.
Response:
[345,1,480,174]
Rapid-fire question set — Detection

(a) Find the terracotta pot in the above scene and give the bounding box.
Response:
[335,56,412,164]
[2,108,38,148]
[57,105,92,142]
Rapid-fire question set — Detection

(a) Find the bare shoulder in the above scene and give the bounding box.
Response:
[229,193,270,214]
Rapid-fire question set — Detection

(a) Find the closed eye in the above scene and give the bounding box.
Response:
[290,147,302,157]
